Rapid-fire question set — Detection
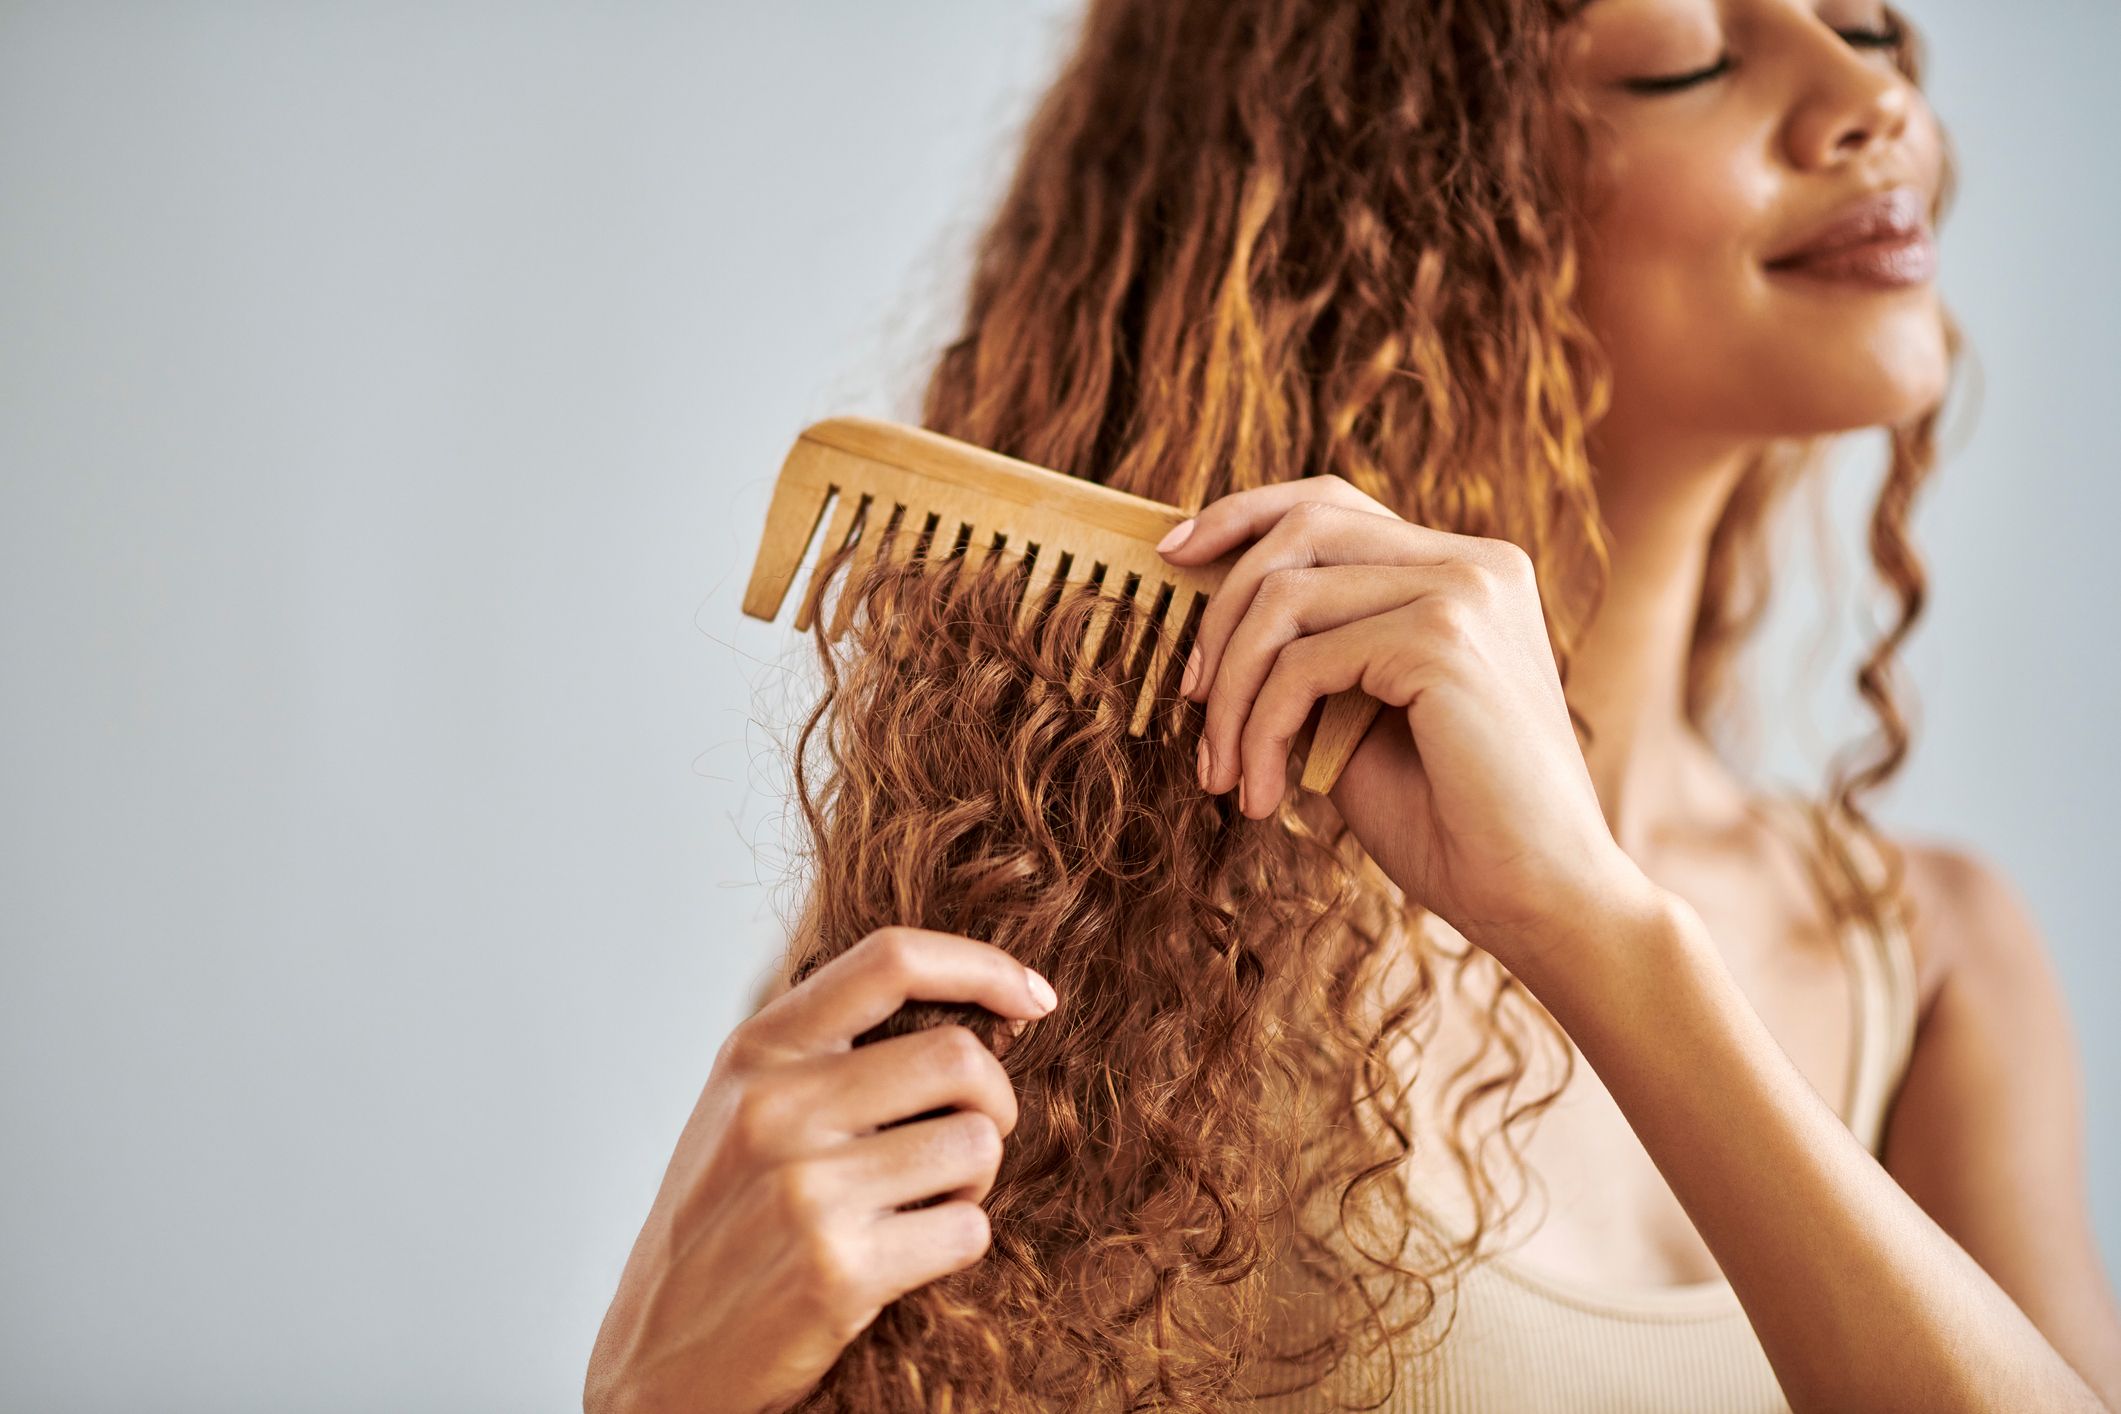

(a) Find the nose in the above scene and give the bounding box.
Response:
[1780,29,1914,170]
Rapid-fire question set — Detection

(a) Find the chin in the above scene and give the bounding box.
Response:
[1793,354,1952,435]
[1743,319,1953,437]
[1798,298,1942,426]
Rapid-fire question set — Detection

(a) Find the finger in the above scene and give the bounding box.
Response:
[803,1022,1021,1140]
[1153,475,1394,566]
[836,1108,1007,1212]
[870,1199,992,1299]
[749,927,1058,1059]
[1238,614,1418,819]
[1197,564,1424,795]
[1187,501,1450,717]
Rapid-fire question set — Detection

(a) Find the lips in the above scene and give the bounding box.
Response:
[1764,184,1934,269]
[1769,232,1936,287]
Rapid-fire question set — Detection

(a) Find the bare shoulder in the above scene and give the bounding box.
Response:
[1878,832,2121,1399]
[1888,833,2050,1025]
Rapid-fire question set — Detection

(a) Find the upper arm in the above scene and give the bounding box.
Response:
[1883,841,2121,1405]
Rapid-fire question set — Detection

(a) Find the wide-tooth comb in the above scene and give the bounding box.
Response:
[739,416,1384,795]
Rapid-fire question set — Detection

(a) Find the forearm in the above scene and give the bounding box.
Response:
[1509,888,2108,1413]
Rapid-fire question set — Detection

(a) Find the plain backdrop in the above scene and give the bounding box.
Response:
[1,2,2114,1410]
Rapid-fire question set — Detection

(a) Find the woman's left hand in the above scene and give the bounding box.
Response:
[1155,477,1664,976]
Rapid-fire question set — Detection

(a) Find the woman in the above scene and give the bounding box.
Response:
[587,0,2121,1408]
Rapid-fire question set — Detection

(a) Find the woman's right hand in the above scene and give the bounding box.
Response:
[582,926,1060,1414]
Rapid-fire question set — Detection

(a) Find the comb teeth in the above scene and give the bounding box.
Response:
[1012,543,1068,636]
[1128,583,1187,737]
[739,417,1384,791]
[793,488,865,633]
[744,437,1207,739]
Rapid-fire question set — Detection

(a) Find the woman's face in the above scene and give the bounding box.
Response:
[1555,0,1950,443]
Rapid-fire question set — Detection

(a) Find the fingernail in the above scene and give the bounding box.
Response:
[1196,737,1211,790]
[1024,967,1058,1014]
[1178,646,1201,697]
[1155,518,1195,554]
[1006,1017,1030,1038]
[1238,774,1251,817]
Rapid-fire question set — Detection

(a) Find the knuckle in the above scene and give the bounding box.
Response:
[859,924,916,959]
[928,1024,991,1080]
[1449,555,1496,591]
[1372,639,1427,700]
[1286,498,1332,531]
[790,1212,838,1268]
[860,926,922,982]
[793,1225,872,1333]
[1492,538,1535,575]
[1323,475,1385,515]
[944,1203,993,1267]
[1424,595,1480,648]
[772,1158,835,1229]
[817,1285,875,1346]
[948,1110,1005,1170]
[1279,632,1328,684]
[1253,567,1304,611]
[1476,541,1535,592]
[714,1019,759,1072]
[728,1079,788,1154]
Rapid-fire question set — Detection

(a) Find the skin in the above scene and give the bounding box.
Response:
[584,928,1057,1414]
[587,1,2121,1409]
[1153,0,2121,1405]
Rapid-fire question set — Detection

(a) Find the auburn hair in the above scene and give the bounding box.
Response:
[769,0,1960,1407]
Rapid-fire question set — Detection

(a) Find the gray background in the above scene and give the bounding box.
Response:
[1,3,2112,1410]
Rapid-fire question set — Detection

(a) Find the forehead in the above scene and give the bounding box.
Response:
[1555,0,1723,46]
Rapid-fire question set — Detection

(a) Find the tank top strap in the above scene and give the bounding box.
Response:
[1760,790,1920,1157]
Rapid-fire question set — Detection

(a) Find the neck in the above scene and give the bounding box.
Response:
[1570,422,1765,859]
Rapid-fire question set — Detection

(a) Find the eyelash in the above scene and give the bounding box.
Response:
[1623,22,1903,94]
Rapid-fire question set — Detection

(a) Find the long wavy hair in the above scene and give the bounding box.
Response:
[769,0,1961,1407]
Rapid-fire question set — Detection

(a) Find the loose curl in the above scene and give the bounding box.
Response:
[766,0,1962,1407]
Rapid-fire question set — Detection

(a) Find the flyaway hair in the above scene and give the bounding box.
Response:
[764,0,1961,1407]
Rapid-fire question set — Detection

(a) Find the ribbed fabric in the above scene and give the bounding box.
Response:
[1243,792,1919,1411]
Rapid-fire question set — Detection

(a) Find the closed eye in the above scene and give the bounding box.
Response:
[1623,54,1732,94]
[1622,22,1906,96]
[1837,22,1903,51]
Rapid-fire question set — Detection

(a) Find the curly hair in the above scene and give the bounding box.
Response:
[766,0,1961,1407]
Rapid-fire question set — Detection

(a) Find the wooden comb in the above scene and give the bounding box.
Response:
[738,416,1385,796]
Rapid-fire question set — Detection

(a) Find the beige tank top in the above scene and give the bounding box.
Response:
[1245,791,1921,1412]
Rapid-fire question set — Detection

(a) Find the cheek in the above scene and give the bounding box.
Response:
[1575,99,1954,437]
[1577,125,1775,411]
[1735,100,1954,430]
